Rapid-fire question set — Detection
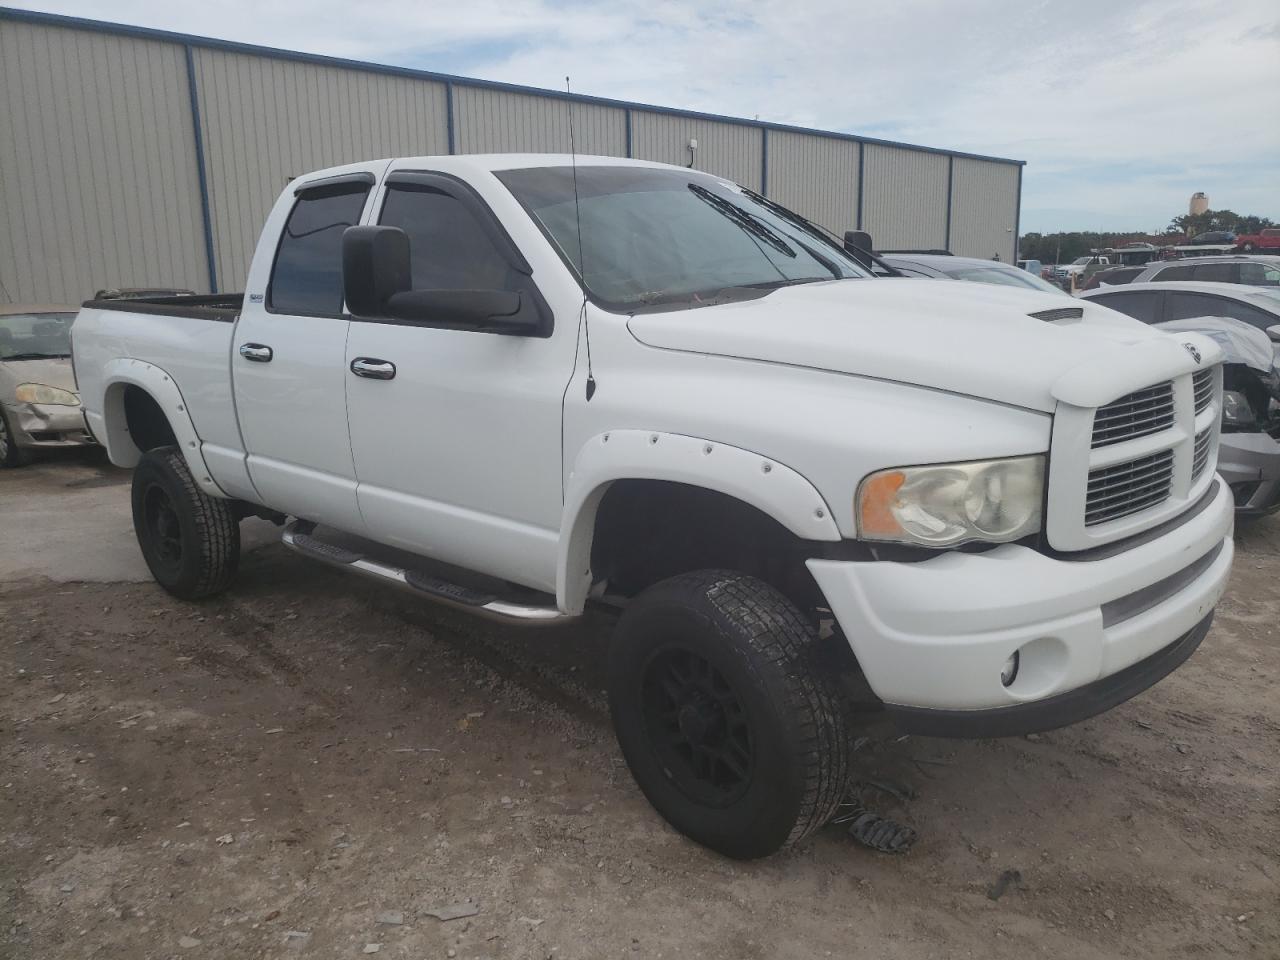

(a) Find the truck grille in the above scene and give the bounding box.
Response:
[1192,429,1211,480]
[1091,382,1175,448]
[1047,362,1222,550]
[1086,450,1175,526]
[1192,370,1214,414]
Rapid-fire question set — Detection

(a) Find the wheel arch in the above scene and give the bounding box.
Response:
[98,359,227,498]
[557,430,841,614]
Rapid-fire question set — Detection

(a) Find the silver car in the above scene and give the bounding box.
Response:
[0,305,95,467]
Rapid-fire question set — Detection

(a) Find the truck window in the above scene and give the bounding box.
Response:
[268,182,371,317]
[378,184,516,291]
[1091,290,1161,323]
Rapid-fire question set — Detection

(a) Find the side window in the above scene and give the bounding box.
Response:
[269,183,371,316]
[1092,290,1161,323]
[1192,262,1234,283]
[1153,263,1196,282]
[379,185,517,291]
[1239,261,1280,287]
[1165,292,1276,329]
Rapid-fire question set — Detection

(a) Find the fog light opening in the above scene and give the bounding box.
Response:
[1000,651,1020,688]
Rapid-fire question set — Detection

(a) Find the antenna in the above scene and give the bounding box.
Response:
[566,76,595,401]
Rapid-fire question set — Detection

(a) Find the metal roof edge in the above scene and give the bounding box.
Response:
[0,6,1026,167]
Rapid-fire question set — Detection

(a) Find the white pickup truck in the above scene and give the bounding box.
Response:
[73,154,1234,859]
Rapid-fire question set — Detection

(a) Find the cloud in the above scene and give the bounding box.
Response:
[11,0,1280,231]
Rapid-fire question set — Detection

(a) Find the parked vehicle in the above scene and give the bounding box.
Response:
[74,155,1235,859]
[1235,228,1280,253]
[1053,255,1110,282]
[880,253,1068,294]
[0,305,95,467]
[1080,281,1280,343]
[1127,255,1280,287]
[1189,231,1237,246]
[1016,259,1043,275]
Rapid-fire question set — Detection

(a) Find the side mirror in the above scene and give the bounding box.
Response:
[343,225,534,332]
[844,230,874,254]
[1267,324,1280,342]
[343,225,411,316]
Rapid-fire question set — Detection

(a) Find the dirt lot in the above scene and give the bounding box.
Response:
[2,455,1277,960]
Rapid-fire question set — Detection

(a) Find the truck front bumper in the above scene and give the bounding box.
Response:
[807,479,1234,735]
[2,400,96,449]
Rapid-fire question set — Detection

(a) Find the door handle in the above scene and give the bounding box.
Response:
[350,357,396,380]
[239,343,273,362]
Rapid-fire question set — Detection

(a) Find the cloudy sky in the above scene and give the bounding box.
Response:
[14,0,1280,234]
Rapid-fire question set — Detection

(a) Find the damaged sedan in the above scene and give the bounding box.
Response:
[0,305,95,468]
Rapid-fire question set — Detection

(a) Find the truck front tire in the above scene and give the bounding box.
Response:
[131,446,239,599]
[608,570,850,859]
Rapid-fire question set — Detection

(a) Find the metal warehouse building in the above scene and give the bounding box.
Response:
[0,8,1024,305]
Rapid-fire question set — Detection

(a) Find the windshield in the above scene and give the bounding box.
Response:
[941,265,1068,295]
[497,165,871,310]
[1071,257,1093,265]
[0,312,75,359]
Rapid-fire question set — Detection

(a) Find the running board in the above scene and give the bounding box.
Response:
[280,520,573,625]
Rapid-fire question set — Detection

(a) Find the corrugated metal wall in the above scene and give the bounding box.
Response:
[454,87,626,157]
[631,112,763,190]
[765,131,860,235]
[0,12,1023,304]
[949,157,1019,263]
[0,20,208,303]
[193,47,450,290]
[860,144,949,252]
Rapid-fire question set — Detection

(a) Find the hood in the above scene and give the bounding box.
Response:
[626,279,1198,413]
[0,357,77,397]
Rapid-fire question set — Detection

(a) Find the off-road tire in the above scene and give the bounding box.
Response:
[0,407,31,468]
[131,446,239,599]
[608,570,851,859]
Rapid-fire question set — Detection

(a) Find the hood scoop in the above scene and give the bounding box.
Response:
[1029,307,1084,323]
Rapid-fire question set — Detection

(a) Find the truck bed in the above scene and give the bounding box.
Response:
[80,293,243,322]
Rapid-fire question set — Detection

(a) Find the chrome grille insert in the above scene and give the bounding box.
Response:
[1192,370,1214,414]
[1192,429,1211,480]
[1091,382,1175,448]
[1086,450,1174,526]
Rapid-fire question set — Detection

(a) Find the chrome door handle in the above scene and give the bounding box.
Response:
[350,357,396,380]
[239,343,273,362]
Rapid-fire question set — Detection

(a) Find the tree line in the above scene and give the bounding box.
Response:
[1020,209,1276,264]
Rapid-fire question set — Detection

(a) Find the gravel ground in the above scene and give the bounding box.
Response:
[1,455,1277,960]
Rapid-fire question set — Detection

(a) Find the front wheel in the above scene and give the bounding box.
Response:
[131,446,240,599]
[608,570,850,859]
[0,408,31,468]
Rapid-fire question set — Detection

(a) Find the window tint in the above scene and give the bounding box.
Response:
[1153,263,1196,282]
[1239,261,1280,286]
[1091,290,1161,323]
[1192,262,1234,283]
[1166,292,1277,330]
[1100,268,1142,285]
[379,185,516,291]
[269,183,370,316]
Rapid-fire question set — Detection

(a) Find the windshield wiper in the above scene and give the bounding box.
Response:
[2,352,69,361]
[688,184,797,259]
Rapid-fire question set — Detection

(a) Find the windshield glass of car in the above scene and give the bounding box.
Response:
[0,312,75,359]
[942,265,1066,294]
[497,165,871,310]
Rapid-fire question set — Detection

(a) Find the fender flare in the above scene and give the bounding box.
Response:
[557,430,841,614]
[94,358,228,499]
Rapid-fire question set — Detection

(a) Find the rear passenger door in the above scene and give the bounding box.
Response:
[233,167,383,532]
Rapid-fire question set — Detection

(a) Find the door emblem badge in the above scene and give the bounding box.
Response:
[1183,343,1201,364]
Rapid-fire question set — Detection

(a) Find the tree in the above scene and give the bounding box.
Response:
[1167,209,1275,237]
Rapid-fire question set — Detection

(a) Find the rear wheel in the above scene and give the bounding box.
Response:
[131,446,239,599]
[608,570,850,859]
[0,408,31,468]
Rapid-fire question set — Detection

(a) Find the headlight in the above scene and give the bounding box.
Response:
[857,455,1045,547]
[1221,390,1256,428]
[14,382,79,406]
